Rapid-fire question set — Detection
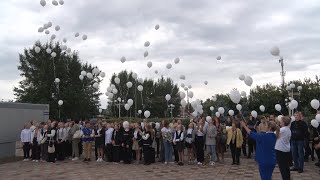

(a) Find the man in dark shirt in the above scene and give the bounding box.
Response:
[290,112,308,173]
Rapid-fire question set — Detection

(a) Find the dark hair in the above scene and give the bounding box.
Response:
[85,121,90,125]
[163,120,169,128]
[74,120,79,124]
[40,122,46,126]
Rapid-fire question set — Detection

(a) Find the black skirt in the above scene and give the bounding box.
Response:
[185,142,193,149]
[176,141,185,152]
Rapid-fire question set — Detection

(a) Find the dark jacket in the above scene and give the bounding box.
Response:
[290,120,308,141]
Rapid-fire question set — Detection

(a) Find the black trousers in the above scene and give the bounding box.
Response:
[248,138,256,157]
[230,143,240,164]
[122,146,132,164]
[156,138,160,157]
[242,138,247,156]
[276,150,291,180]
[195,136,204,163]
[304,139,312,159]
[151,147,155,163]
[56,141,65,160]
[112,145,120,162]
[31,143,40,160]
[65,140,72,157]
[105,144,113,162]
[78,140,83,156]
[173,144,179,162]
[143,145,152,164]
[159,139,165,162]
[23,142,31,159]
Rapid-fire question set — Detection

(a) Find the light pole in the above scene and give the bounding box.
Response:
[286,83,302,116]
[114,97,125,118]
[168,104,175,119]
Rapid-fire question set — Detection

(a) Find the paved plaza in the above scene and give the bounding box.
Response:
[1,153,319,180]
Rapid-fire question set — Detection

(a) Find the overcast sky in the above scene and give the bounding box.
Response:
[0,0,320,107]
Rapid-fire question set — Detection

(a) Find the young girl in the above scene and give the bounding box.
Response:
[216,118,226,163]
[240,119,279,180]
[185,123,195,163]
[132,122,142,164]
[82,121,94,162]
[31,125,41,162]
[258,116,268,133]
[142,124,153,165]
[111,123,122,163]
[21,123,32,161]
[105,123,114,162]
[204,118,217,165]
[94,122,105,162]
[227,121,243,165]
[47,122,57,163]
[122,121,133,164]
[173,124,184,165]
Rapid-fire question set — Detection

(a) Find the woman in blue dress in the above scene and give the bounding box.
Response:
[240,120,279,180]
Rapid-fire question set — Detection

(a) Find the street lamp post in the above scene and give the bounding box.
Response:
[115,97,125,118]
[286,83,302,116]
[168,104,175,119]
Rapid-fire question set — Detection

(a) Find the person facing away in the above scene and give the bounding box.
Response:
[240,119,279,180]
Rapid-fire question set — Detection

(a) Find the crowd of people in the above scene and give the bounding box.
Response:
[20,112,320,180]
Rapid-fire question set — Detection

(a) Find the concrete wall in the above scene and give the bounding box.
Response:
[0,102,49,158]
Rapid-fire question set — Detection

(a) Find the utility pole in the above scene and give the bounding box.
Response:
[279,57,286,88]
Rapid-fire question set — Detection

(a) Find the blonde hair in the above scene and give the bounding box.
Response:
[268,121,280,138]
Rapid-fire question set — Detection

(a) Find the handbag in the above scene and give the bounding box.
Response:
[48,137,55,153]
[73,129,81,139]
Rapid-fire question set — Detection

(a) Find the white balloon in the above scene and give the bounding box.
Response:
[114,77,120,84]
[155,122,160,129]
[228,110,235,116]
[180,75,186,80]
[180,92,186,99]
[270,46,280,56]
[259,105,265,112]
[79,75,84,80]
[111,88,118,94]
[174,58,180,64]
[144,41,150,47]
[251,111,258,118]
[291,100,298,109]
[138,110,142,114]
[278,115,283,122]
[40,0,46,7]
[166,63,172,69]
[63,38,67,43]
[236,104,242,111]
[165,94,171,101]
[47,22,52,27]
[181,100,187,107]
[43,23,49,30]
[120,56,126,63]
[46,48,52,54]
[311,99,320,110]
[244,76,253,86]
[38,27,44,32]
[52,0,58,6]
[137,85,143,92]
[93,82,99,89]
[81,71,87,76]
[155,70,158,74]
[229,89,241,104]
[184,87,188,91]
[108,93,114,99]
[316,114,320,123]
[290,83,295,89]
[127,99,133,106]
[92,68,100,75]
[215,112,220,117]
[144,51,149,58]
[206,116,212,122]
[58,100,63,106]
[86,73,93,79]
[218,107,225,114]
[144,110,151,118]
[204,81,208,85]
[45,30,50,35]
[239,74,245,81]
[210,106,214,111]
[51,52,57,58]
[59,0,64,5]
[155,24,160,30]
[132,73,138,79]
[55,25,60,31]
[35,46,41,53]
[188,91,194,98]
[106,87,112,93]
[126,82,133,89]
[61,45,67,51]
[99,108,102,113]
[288,103,294,110]
[75,32,79,37]
[50,34,56,40]
[188,85,192,89]
[290,116,295,122]
[192,111,198,117]
[212,96,217,102]
[54,78,60,83]
[82,34,87,40]
[311,119,319,128]
[138,78,143,84]
[124,104,130,111]
[111,84,116,89]
[275,104,282,112]
[100,72,105,78]
[147,61,152,68]
[67,48,71,53]
[181,83,185,88]
[216,56,221,60]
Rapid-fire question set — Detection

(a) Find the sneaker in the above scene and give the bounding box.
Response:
[32,160,36,162]
[96,158,100,162]
[290,168,299,171]
[210,162,215,166]
[197,162,202,165]
[83,158,88,162]
[87,158,91,161]
[164,162,168,165]
[35,160,39,162]
[72,157,79,161]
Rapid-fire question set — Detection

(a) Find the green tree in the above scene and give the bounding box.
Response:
[14,41,102,120]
